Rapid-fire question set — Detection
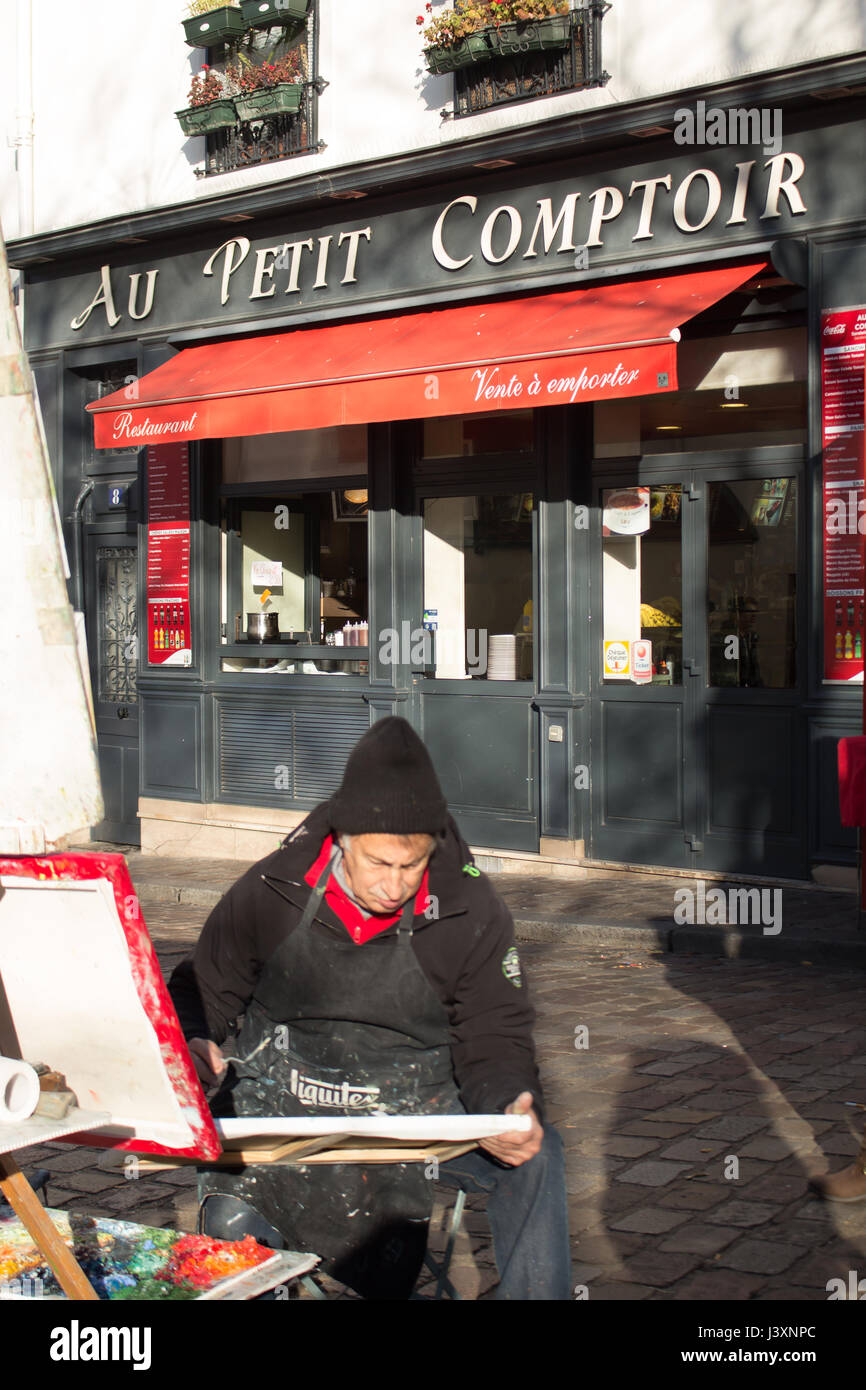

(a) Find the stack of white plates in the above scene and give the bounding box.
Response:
[487,634,517,680]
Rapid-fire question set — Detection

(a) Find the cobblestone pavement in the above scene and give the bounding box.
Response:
[16,900,866,1301]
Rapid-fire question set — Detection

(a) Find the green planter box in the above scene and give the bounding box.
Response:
[176,99,238,134]
[425,31,492,74]
[182,5,246,47]
[234,82,303,119]
[490,15,572,53]
[240,0,309,27]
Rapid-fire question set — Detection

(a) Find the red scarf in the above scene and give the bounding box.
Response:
[305,834,430,945]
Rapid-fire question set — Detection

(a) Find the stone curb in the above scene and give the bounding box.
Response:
[513,916,866,964]
[136,883,232,908]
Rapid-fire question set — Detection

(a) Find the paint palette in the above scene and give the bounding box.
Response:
[0,1208,315,1300]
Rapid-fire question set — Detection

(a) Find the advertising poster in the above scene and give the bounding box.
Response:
[631,639,653,684]
[146,443,191,666]
[822,307,866,682]
[602,486,650,536]
[603,639,631,679]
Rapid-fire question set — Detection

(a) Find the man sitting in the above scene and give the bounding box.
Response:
[168,716,571,1299]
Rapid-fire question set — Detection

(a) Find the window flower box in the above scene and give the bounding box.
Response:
[182,4,246,47]
[240,0,309,28]
[176,98,239,134]
[234,81,303,119]
[490,14,571,53]
[424,31,493,74]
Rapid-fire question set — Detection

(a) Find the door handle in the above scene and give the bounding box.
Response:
[682,659,702,677]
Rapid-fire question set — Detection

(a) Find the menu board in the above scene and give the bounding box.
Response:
[822,307,866,682]
[146,444,191,666]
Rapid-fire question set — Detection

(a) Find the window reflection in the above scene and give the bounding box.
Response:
[423,493,533,680]
[707,478,797,688]
[602,484,683,684]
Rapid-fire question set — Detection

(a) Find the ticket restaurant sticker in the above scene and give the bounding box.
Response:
[631,640,653,684]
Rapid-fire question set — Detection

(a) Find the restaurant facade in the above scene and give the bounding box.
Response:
[9,64,866,883]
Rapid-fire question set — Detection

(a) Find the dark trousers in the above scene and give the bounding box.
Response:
[436,1122,572,1300]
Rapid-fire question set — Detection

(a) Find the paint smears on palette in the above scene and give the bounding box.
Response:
[0,1209,317,1300]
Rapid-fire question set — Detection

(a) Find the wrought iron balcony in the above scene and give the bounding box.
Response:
[198,83,321,176]
[450,2,610,118]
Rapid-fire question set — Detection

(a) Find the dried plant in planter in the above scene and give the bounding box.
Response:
[185,0,240,15]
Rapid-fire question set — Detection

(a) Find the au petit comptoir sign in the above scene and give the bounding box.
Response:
[65,149,810,337]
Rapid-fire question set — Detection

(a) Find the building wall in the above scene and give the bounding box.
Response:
[0,0,864,240]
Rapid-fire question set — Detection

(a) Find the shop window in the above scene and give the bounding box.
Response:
[220,484,368,674]
[193,4,321,177]
[594,327,807,457]
[600,476,799,689]
[222,426,367,484]
[423,410,533,458]
[422,493,534,681]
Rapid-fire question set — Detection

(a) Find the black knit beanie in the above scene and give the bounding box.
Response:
[329,717,448,834]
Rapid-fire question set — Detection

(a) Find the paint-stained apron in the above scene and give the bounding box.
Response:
[199,853,464,1298]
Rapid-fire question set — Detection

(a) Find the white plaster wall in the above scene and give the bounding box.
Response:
[0,0,864,239]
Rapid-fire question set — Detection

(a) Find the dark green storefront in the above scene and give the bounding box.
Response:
[11,66,866,880]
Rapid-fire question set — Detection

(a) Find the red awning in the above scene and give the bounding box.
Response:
[88,262,765,448]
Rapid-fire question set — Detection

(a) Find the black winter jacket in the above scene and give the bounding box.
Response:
[168,802,544,1120]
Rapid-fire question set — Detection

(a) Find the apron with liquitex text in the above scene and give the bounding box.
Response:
[198,851,464,1298]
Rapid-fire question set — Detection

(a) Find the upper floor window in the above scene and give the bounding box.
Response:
[420,2,610,119]
[178,1,321,177]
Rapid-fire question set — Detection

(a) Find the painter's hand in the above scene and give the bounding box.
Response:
[478,1091,543,1167]
[188,1038,226,1088]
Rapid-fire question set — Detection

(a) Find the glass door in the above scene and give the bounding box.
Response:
[592,478,693,870]
[699,470,803,875]
[590,455,805,877]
